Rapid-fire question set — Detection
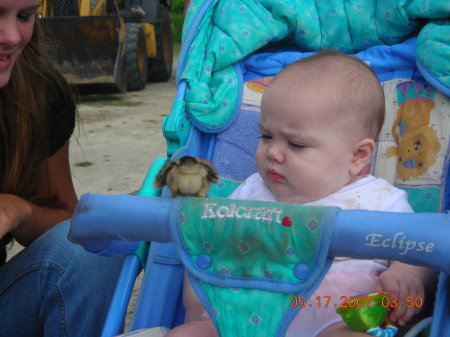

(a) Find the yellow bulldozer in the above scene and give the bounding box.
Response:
[39,0,173,92]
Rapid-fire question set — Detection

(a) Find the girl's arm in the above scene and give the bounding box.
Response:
[10,140,78,246]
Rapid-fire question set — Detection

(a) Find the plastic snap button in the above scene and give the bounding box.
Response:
[294,263,310,280]
[196,254,212,270]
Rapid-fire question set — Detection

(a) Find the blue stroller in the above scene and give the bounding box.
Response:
[69,1,450,336]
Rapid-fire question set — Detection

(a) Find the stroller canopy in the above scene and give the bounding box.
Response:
[178,0,450,132]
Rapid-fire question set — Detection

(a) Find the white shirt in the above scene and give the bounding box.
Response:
[229,173,413,213]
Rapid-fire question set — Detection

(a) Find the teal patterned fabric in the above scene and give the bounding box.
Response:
[417,20,450,88]
[170,197,338,337]
[178,0,450,131]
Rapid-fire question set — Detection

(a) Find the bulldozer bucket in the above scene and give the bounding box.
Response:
[40,15,127,92]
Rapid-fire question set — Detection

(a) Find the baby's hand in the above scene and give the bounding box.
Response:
[376,262,426,326]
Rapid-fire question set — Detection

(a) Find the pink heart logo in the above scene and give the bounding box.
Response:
[282,216,292,227]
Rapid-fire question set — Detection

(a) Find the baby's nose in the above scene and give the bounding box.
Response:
[267,144,284,163]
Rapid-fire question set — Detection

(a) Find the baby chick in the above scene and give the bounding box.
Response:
[154,156,219,197]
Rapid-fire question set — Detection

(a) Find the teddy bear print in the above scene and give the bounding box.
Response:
[386,81,441,181]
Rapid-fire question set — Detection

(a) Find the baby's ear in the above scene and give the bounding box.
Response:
[350,138,375,175]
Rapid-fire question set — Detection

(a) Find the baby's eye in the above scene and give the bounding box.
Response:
[289,142,305,149]
[259,134,272,140]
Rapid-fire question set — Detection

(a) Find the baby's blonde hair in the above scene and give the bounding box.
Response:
[274,50,385,140]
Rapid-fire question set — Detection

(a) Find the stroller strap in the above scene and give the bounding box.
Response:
[169,197,338,337]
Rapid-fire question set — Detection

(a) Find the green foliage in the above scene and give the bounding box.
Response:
[171,0,185,13]
[170,0,185,43]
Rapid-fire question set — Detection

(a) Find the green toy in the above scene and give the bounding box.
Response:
[336,292,398,337]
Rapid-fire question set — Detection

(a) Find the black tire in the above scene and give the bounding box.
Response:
[125,23,148,91]
[147,5,173,82]
[53,0,78,16]
[106,0,116,15]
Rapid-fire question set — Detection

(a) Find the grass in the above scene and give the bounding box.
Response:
[74,161,94,167]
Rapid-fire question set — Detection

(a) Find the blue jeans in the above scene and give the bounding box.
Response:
[0,220,124,337]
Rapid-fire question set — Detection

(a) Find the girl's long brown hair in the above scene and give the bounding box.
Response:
[0,19,75,203]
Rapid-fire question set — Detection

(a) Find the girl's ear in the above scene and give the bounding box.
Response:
[349,138,376,175]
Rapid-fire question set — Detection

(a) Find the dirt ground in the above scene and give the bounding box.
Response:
[70,79,176,197]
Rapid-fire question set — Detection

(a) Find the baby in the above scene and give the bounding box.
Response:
[167,51,436,337]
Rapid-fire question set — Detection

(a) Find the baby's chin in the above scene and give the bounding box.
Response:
[266,180,326,204]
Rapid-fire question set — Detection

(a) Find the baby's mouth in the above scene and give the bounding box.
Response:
[267,169,285,182]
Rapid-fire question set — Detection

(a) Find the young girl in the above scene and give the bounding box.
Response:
[0,1,123,336]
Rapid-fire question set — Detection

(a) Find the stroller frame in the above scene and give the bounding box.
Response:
[70,1,450,336]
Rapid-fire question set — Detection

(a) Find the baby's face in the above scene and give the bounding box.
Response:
[256,78,358,203]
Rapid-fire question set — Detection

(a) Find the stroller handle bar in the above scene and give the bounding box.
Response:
[69,193,450,274]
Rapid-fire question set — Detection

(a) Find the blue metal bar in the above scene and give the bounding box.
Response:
[175,0,214,84]
[176,80,188,100]
[430,273,450,337]
[101,255,142,337]
[69,195,450,274]
[130,243,184,330]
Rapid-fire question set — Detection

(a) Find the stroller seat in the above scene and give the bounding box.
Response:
[68,1,450,336]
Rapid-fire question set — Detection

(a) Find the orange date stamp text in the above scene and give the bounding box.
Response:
[289,294,424,309]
